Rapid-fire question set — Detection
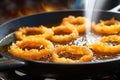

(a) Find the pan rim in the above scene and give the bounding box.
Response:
[0,9,115,27]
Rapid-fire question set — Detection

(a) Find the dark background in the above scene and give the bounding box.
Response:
[0,0,120,24]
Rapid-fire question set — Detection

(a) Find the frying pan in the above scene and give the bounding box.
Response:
[0,5,120,78]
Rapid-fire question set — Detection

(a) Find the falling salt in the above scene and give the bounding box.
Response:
[85,0,97,44]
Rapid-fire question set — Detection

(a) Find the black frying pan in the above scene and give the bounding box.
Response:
[0,6,120,78]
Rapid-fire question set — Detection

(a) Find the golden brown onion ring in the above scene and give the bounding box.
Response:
[8,37,54,60]
[50,23,79,43]
[89,35,120,54]
[92,18,120,35]
[52,45,93,63]
[15,25,53,40]
[61,15,86,34]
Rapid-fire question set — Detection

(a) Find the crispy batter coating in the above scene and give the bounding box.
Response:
[50,23,79,43]
[8,37,54,60]
[52,45,93,63]
[92,18,120,35]
[61,15,86,34]
[15,25,53,40]
[89,35,120,54]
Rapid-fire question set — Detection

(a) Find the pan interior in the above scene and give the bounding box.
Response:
[0,10,120,64]
[0,30,120,64]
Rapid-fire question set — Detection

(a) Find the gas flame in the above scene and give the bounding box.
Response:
[0,0,78,24]
[16,2,68,17]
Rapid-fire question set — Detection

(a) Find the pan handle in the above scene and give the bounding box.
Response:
[0,57,26,71]
[108,4,120,13]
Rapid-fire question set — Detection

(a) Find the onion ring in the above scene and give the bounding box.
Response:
[89,35,120,54]
[52,45,93,63]
[8,37,54,60]
[61,15,86,34]
[92,17,120,35]
[15,25,53,40]
[50,23,79,43]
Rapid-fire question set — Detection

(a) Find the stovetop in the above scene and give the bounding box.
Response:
[0,69,119,80]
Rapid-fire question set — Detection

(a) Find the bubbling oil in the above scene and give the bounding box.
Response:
[0,30,119,62]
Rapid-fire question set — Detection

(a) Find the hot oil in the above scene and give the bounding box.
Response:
[52,32,118,62]
[0,30,119,62]
[53,34,86,47]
